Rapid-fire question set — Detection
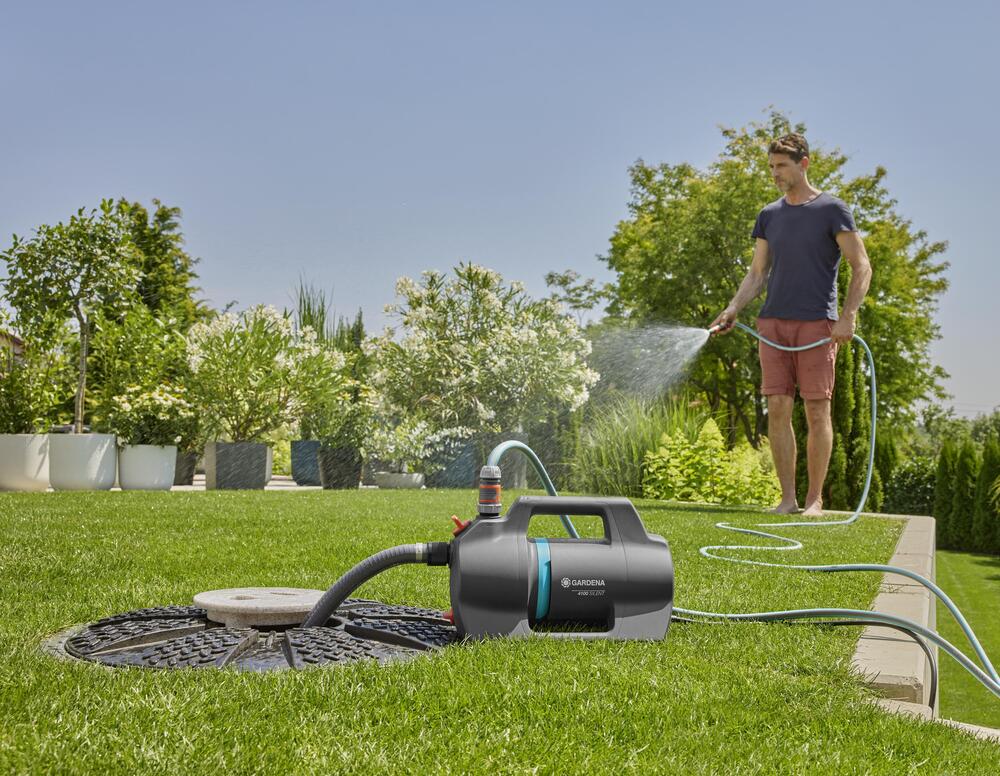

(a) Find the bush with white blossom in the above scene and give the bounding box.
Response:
[366,417,473,475]
[186,305,347,442]
[366,263,599,434]
[108,384,195,447]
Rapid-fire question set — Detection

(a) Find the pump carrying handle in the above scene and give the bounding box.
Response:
[503,495,661,547]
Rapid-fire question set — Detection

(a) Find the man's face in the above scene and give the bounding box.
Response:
[768,153,807,192]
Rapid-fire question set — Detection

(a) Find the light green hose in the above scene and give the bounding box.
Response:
[676,321,999,690]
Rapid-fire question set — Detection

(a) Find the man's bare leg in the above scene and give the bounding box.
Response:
[767,394,799,513]
[803,398,833,516]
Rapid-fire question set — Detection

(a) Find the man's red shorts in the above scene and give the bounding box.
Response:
[757,317,837,400]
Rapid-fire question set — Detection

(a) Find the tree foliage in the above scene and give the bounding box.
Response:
[972,438,1000,554]
[603,110,950,443]
[113,199,210,330]
[949,438,981,550]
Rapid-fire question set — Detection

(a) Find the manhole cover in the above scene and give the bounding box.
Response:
[52,597,458,672]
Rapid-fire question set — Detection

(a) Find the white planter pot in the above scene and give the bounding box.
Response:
[118,444,177,491]
[48,433,117,491]
[0,434,50,491]
[374,471,425,489]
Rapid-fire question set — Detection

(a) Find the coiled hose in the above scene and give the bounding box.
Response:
[673,322,1000,692]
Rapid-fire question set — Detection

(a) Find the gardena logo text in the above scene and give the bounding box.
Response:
[561,578,606,587]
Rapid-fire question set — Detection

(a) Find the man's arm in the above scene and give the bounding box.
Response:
[831,230,872,344]
[709,238,771,334]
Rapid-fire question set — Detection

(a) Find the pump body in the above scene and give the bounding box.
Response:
[449,496,673,640]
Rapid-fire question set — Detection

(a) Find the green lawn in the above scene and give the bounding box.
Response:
[937,549,1000,729]
[1,490,997,774]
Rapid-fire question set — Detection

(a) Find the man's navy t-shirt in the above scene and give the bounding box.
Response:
[752,192,857,321]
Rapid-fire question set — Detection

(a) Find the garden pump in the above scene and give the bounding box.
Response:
[303,467,674,641]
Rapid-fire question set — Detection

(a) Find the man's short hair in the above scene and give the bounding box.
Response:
[768,133,809,162]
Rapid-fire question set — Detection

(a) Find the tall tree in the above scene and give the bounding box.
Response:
[113,199,210,330]
[604,110,950,445]
[933,439,958,548]
[949,439,980,550]
[972,438,1000,554]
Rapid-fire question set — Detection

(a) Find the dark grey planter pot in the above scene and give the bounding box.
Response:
[204,441,270,490]
[291,440,322,486]
[317,445,362,489]
[173,450,198,486]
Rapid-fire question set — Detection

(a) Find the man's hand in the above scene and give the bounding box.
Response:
[830,314,856,344]
[709,307,738,335]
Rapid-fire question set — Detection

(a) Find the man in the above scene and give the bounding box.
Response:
[710,133,872,516]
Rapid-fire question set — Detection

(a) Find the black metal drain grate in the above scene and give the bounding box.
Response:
[57,600,457,672]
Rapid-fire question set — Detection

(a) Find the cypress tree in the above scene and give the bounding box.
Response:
[933,439,958,549]
[875,433,898,509]
[972,438,1000,554]
[949,439,981,551]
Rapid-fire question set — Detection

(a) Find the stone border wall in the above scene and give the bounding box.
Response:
[847,511,1000,743]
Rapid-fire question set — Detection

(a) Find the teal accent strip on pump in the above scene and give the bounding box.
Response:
[534,539,551,621]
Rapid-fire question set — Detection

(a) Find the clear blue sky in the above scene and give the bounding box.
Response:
[2,1,996,417]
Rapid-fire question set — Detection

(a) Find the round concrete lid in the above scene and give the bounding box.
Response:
[193,587,326,628]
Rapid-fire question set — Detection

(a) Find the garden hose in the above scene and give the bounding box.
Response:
[669,613,940,709]
[677,322,1000,687]
[486,439,580,538]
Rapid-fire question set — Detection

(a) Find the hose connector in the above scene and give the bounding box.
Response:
[478,465,502,517]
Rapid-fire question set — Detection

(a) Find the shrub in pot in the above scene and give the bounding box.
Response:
[0,321,74,491]
[106,384,194,490]
[186,305,345,489]
[308,378,372,489]
[1,200,141,490]
[84,305,202,485]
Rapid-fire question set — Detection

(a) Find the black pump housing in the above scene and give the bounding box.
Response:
[449,496,673,640]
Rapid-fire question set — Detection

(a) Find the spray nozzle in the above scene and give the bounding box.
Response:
[707,320,734,336]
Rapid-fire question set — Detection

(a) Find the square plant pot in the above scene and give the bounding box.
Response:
[317,445,362,489]
[204,441,270,490]
[173,450,199,486]
[291,440,321,486]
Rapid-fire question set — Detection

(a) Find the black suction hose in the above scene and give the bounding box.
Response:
[303,542,449,627]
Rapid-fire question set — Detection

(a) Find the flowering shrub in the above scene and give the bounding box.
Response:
[643,418,781,506]
[366,263,599,434]
[107,384,195,447]
[366,417,472,475]
[89,306,191,436]
[186,305,347,442]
